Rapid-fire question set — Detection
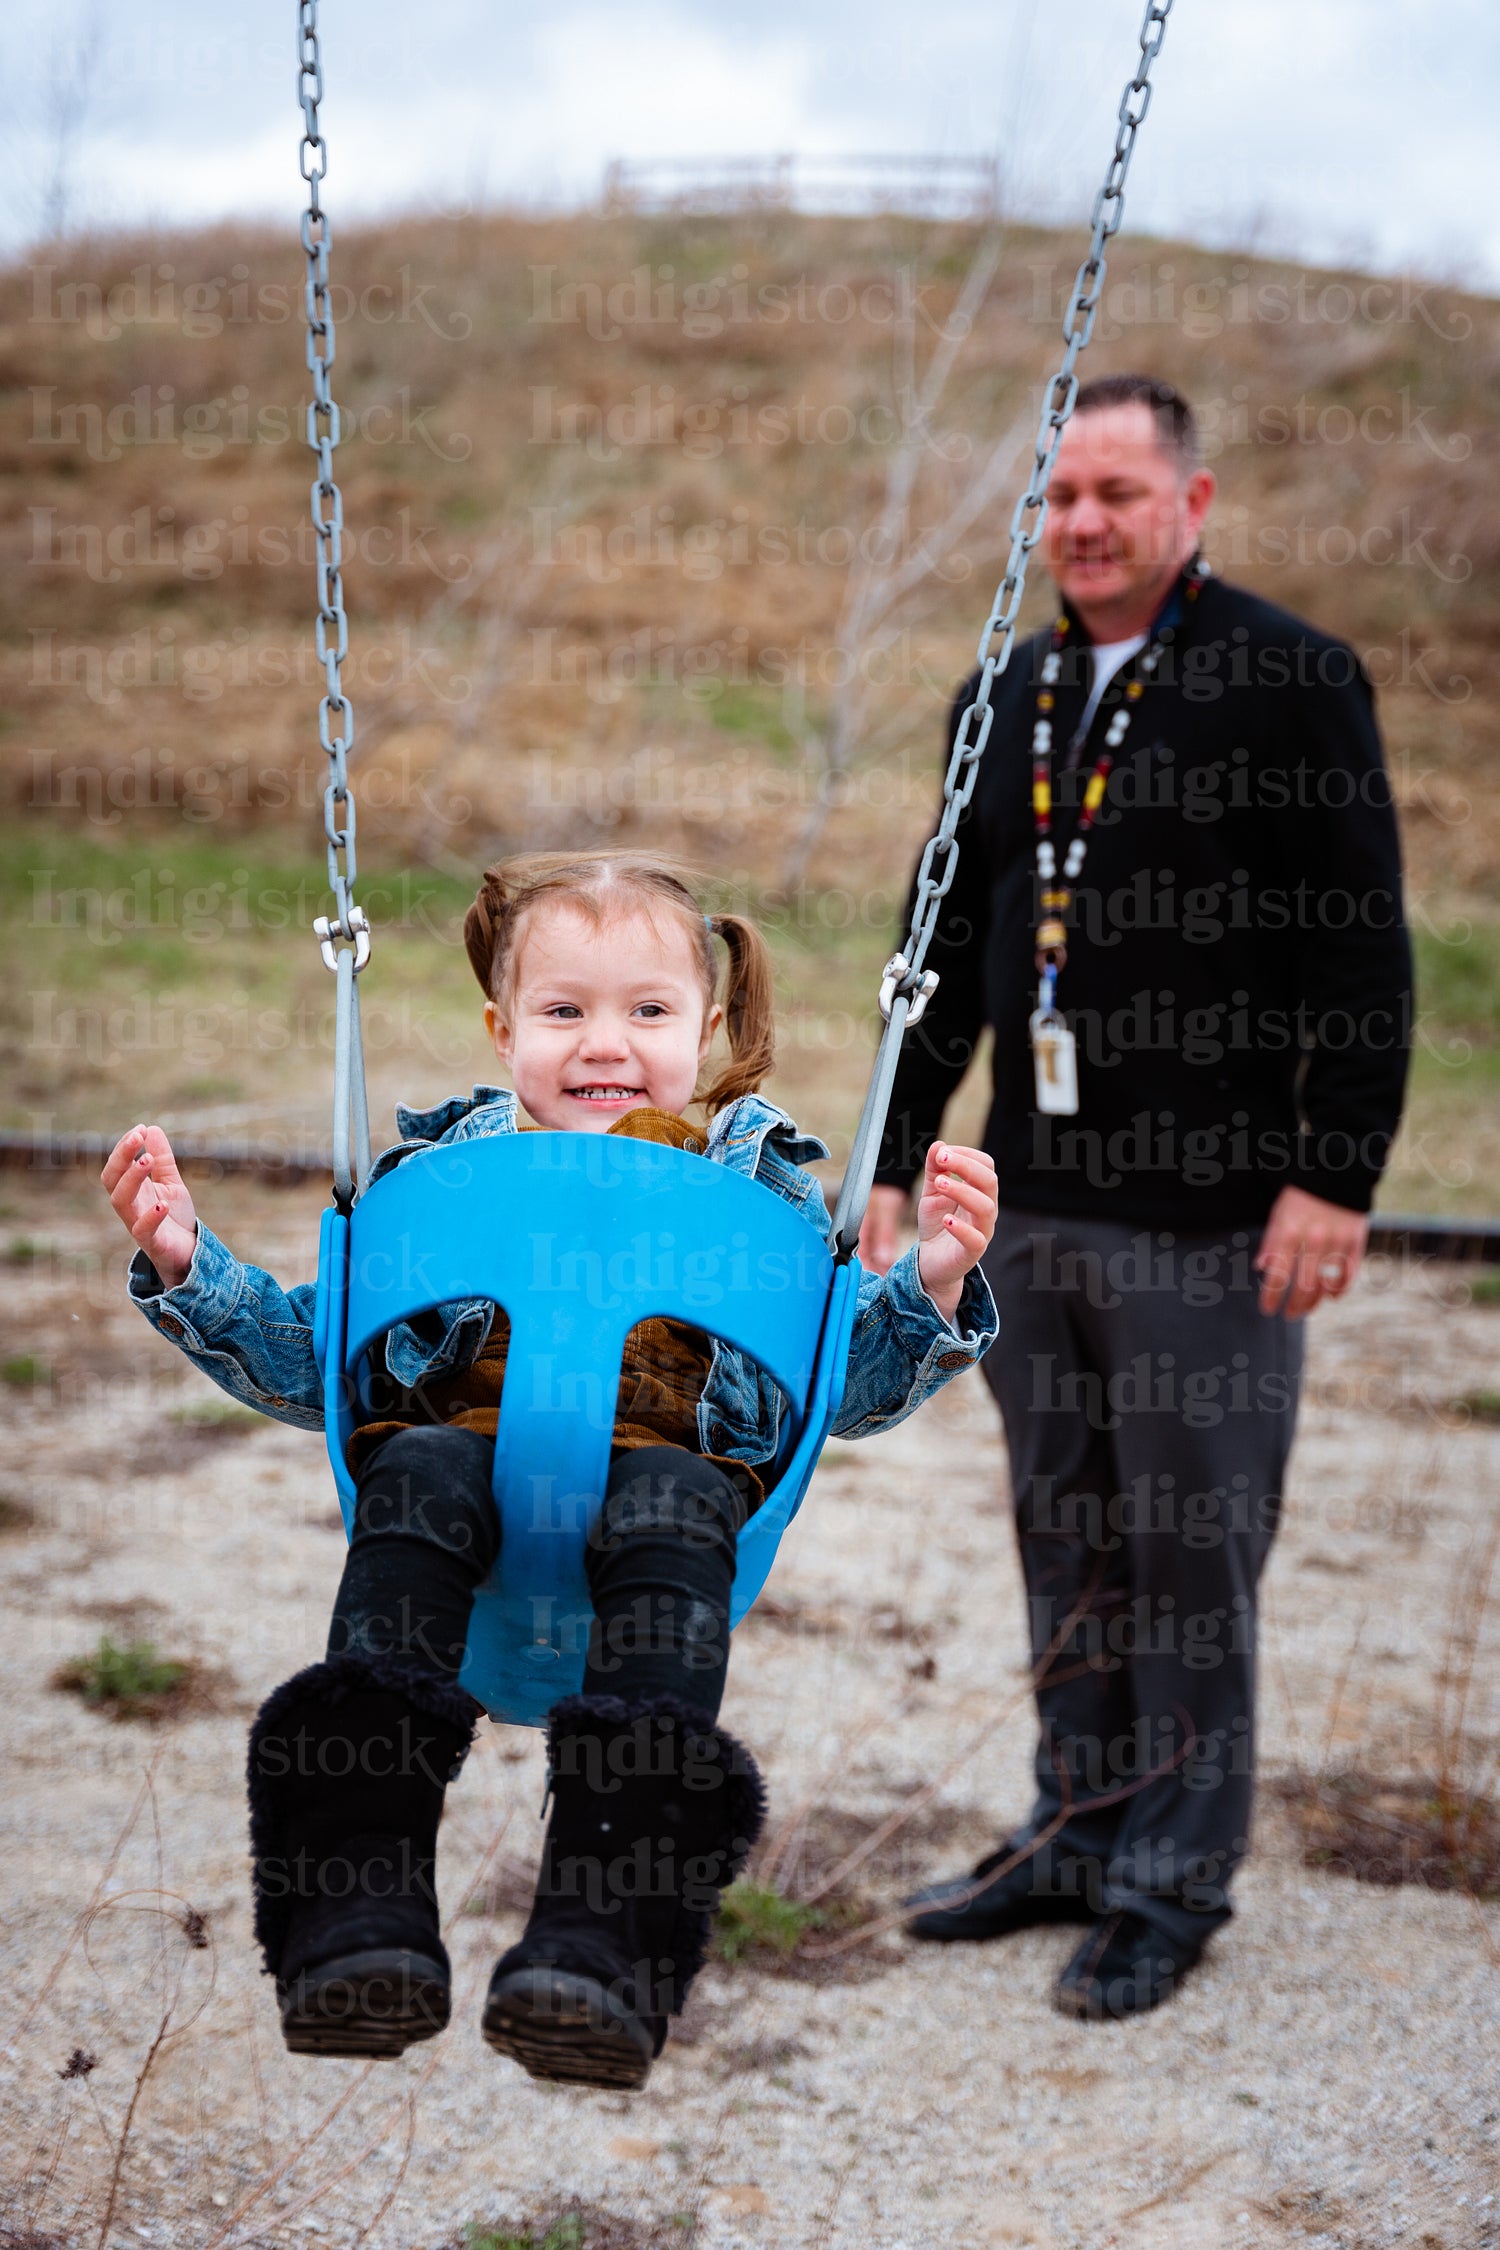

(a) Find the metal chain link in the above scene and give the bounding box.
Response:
[831,0,1174,1255]
[298,0,369,979]
[298,1,370,1210]
[884,0,1174,1016]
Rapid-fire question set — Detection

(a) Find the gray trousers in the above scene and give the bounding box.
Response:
[979,1207,1303,1947]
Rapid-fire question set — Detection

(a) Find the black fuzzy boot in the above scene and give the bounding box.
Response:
[248,1655,478,2058]
[482,1695,766,2091]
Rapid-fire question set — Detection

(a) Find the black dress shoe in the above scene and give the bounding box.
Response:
[1054,1909,1205,2020]
[903,1840,1096,1943]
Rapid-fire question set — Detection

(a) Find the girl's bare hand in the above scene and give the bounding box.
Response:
[914,1141,998,1321]
[100,1125,198,1291]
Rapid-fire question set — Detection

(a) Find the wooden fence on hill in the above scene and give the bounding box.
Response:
[601,153,1002,220]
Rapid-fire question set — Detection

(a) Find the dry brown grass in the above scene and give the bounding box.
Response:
[2,207,1494,881]
[5,209,1499,1212]
[432,2208,697,2248]
[1271,1769,1500,1895]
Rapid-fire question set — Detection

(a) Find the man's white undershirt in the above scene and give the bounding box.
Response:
[1074,631,1147,746]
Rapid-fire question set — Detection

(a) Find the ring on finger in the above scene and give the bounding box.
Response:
[1318,1260,1343,1285]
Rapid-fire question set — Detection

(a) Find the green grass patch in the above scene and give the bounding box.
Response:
[52,1634,194,1721]
[5,822,474,990]
[465,2219,585,2250]
[2,1355,50,1387]
[462,2215,694,2250]
[167,1398,264,1435]
[1,824,473,926]
[441,491,492,527]
[4,1236,52,1266]
[700,679,800,757]
[713,1878,826,1962]
[4,814,487,1127]
[1464,1271,1500,1304]
[1448,1389,1500,1424]
[1414,921,1500,1036]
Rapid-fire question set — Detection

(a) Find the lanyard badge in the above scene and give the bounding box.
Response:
[1029,964,1079,1115]
[1028,562,1208,1119]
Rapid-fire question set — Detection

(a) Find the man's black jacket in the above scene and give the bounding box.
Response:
[873,571,1413,1228]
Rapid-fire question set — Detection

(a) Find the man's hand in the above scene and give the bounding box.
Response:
[1255,1185,1369,1320]
[859,1185,909,1277]
[101,1125,199,1292]
[914,1143,999,1326]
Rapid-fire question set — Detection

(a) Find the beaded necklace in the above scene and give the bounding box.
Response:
[1031,555,1209,994]
[1026,557,1209,1114]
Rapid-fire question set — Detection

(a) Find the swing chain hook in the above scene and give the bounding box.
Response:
[878,953,940,1029]
[298,0,367,966]
[315,907,372,976]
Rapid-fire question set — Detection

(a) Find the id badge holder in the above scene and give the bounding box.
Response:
[1029,1008,1078,1116]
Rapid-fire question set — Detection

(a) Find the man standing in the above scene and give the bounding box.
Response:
[862,373,1412,2020]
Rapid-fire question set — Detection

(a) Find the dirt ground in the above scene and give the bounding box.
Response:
[1,1168,1498,2250]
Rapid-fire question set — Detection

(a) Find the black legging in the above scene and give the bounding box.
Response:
[327,1427,749,1717]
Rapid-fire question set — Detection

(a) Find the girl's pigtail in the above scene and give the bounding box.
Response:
[700,913,776,1112]
[463,863,510,996]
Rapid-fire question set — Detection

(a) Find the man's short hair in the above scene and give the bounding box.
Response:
[1073,373,1201,473]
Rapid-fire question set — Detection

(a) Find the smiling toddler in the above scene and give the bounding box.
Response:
[103,850,999,2089]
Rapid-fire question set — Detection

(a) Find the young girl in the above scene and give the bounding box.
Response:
[103,852,999,2090]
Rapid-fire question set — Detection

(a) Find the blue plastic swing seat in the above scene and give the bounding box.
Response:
[312,1132,861,1725]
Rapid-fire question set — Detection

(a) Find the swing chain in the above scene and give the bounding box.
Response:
[886,0,1174,1012]
[835,0,1173,1256]
[299,3,372,1209]
[298,0,365,969]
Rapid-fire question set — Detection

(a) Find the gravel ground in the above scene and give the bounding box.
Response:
[1,1173,1498,2250]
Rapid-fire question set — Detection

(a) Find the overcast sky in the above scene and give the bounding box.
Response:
[2,0,1494,287]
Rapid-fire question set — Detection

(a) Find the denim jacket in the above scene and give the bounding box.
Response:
[129,1087,998,1468]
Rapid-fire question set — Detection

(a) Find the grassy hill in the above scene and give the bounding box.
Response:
[1,208,1496,1208]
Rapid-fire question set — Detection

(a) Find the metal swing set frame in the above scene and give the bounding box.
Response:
[292,0,1177,1721]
